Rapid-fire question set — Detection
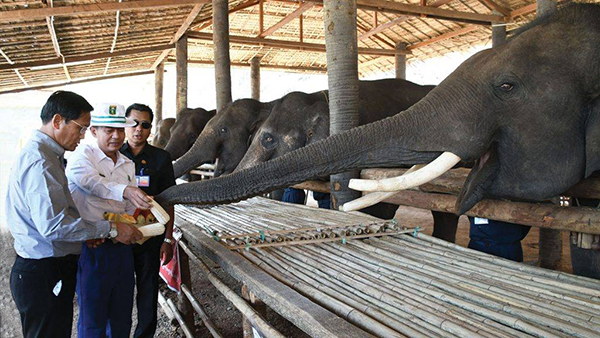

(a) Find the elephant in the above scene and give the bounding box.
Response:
[164,108,216,161]
[235,79,460,241]
[151,117,176,149]
[172,99,278,179]
[158,3,600,218]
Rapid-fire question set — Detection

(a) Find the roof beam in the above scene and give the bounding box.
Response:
[152,3,206,69]
[190,0,260,31]
[509,0,568,19]
[407,24,479,50]
[0,69,156,95]
[167,58,326,73]
[0,0,209,22]
[475,0,511,16]
[358,0,458,41]
[188,31,410,56]
[0,43,174,71]
[257,2,313,38]
[45,1,72,82]
[0,47,28,87]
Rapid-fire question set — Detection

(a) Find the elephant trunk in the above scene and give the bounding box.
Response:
[172,131,218,178]
[157,103,452,206]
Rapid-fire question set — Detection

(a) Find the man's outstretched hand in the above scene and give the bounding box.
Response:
[123,186,152,210]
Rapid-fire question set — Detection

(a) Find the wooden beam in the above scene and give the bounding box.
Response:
[299,13,303,42]
[188,31,410,56]
[0,47,29,87]
[0,69,156,95]
[0,0,209,22]
[257,2,313,38]
[407,25,479,50]
[475,0,511,16]
[152,3,205,69]
[0,43,174,71]
[45,10,72,82]
[177,219,374,338]
[509,3,536,18]
[259,0,264,34]
[190,0,259,30]
[358,0,463,41]
[168,58,327,73]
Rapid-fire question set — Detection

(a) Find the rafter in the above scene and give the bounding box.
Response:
[407,25,479,50]
[152,3,206,69]
[0,44,173,71]
[476,0,511,16]
[257,2,313,38]
[188,31,409,56]
[190,0,259,31]
[0,48,28,86]
[0,0,208,21]
[167,58,326,73]
[45,1,71,82]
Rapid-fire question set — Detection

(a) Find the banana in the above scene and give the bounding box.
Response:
[150,199,170,224]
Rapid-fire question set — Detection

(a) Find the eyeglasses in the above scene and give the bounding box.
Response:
[133,119,152,130]
[70,120,88,135]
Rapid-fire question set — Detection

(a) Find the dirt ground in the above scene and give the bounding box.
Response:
[0,205,573,337]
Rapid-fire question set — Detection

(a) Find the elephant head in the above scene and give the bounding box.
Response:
[172,99,276,178]
[151,118,176,149]
[164,108,215,160]
[236,79,434,171]
[158,4,600,214]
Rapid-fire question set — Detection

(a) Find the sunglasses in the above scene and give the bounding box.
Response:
[133,119,152,130]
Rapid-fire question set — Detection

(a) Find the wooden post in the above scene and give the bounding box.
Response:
[324,0,361,210]
[536,0,561,269]
[250,56,261,101]
[154,61,164,129]
[241,283,267,338]
[537,0,557,17]
[491,11,506,47]
[395,42,407,80]
[177,247,195,331]
[176,35,188,116]
[212,0,232,112]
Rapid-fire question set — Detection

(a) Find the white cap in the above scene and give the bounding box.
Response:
[91,103,136,128]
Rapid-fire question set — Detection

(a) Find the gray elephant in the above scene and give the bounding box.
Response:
[172,99,278,179]
[151,117,176,149]
[164,108,216,161]
[236,79,460,241]
[157,4,600,275]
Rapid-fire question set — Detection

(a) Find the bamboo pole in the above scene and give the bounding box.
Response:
[178,241,286,338]
[166,298,195,338]
[181,284,224,338]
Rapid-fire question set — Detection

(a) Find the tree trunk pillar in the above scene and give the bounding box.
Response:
[154,61,164,131]
[537,0,557,17]
[250,56,261,101]
[324,0,360,210]
[212,0,233,112]
[176,36,188,117]
[395,42,407,80]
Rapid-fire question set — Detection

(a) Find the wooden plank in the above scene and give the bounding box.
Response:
[257,2,313,38]
[169,58,327,73]
[176,218,374,338]
[187,31,409,56]
[0,43,174,71]
[0,0,209,22]
[151,3,205,69]
[407,25,479,50]
[382,190,600,234]
[0,69,155,95]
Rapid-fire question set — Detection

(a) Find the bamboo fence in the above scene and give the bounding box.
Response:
[176,197,600,338]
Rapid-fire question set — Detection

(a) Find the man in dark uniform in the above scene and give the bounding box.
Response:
[468,217,531,262]
[120,103,176,338]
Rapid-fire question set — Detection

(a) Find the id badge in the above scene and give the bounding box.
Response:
[474,217,489,225]
[136,175,150,187]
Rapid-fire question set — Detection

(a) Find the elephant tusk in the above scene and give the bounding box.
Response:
[348,152,461,192]
[341,164,424,212]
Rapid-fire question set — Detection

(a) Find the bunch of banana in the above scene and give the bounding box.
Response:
[103,199,169,244]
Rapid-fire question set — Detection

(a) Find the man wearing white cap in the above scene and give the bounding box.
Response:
[66,103,152,337]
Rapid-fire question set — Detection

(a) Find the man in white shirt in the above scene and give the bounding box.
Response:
[66,103,152,338]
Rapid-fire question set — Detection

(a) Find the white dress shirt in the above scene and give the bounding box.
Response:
[66,142,137,222]
[6,131,111,259]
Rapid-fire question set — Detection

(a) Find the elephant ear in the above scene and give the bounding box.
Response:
[456,143,500,215]
[585,96,600,177]
[306,102,329,146]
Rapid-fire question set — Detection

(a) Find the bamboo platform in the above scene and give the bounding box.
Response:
[175,197,600,338]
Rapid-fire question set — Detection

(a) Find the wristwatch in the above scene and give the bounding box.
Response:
[109,224,118,239]
[164,238,173,244]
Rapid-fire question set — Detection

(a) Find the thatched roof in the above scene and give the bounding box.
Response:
[0,0,573,94]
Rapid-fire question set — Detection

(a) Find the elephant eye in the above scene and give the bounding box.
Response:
[261,133,277,148]
[219,127,227,134]
[499,83,514,91]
